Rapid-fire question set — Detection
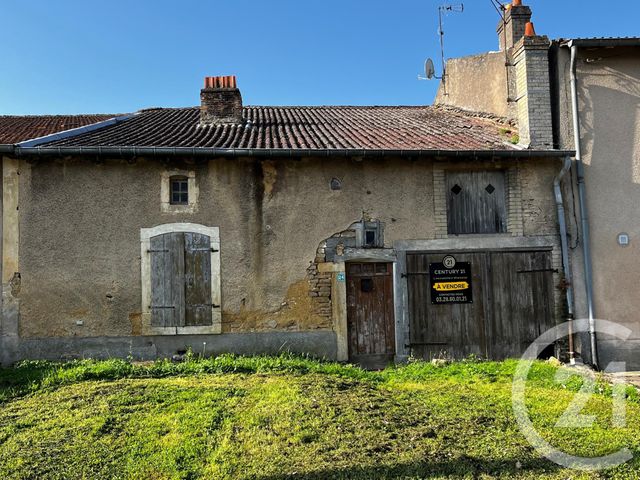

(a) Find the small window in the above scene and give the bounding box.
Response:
[364,229,377,247]
[330,178,342,191]
[356,220,384,249]
[170,176,189,205]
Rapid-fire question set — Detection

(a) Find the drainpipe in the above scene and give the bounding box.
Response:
[554,156,575,365]
[569,44,599,369]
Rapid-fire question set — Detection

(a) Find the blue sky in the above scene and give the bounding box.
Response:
[1,0,638,114]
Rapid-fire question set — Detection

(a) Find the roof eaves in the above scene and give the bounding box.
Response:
[17,112,137,148]
[15,146,574,159]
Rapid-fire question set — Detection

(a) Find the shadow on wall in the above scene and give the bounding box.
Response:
[579,66,640,182]
[575,62,640,350]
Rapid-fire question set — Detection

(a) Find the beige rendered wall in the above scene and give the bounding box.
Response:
[14,155,561,339]
[556,46,640,348]
[16,156,434,338]
[435,51,511,118]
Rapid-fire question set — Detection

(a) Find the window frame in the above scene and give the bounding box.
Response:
[355,220,384,249]
[140,223,221,335]
[170,176,189,205]
[161,170,199,213]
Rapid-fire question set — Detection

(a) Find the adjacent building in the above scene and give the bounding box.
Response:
[437,0,640,369]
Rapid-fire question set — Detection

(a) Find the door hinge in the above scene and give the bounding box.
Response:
[147,249,169,253]
[188,248,219,252]
[401,272,430,278]
[149,305,175,309]
[188,303,221,308]
[517,268,558,274]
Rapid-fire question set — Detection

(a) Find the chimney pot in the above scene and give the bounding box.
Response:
[497,1,532,50]
[200,75,243,126]
[524,21,536,37]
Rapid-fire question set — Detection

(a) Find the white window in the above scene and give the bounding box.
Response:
[161,170,199,213]
[140,223,221,335]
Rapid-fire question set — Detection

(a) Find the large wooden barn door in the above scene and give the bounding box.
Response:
[150,232,213,328]
[486,251,555,359]
[346,262,395,369]
[407,252,490,359]
[406,251,554,360]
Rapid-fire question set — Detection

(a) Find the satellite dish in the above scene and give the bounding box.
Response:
[425,58,436,80]
[418,58,439,81]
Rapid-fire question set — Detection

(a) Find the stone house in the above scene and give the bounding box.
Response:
[437,0,640,369]
[0,71,572,367]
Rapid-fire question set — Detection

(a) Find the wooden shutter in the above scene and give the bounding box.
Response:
[150,231,217,329]
[447,171,507,234]
[150,233,185,327]
[185,232,213,327]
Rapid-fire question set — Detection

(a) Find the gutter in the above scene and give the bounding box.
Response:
[554,156,576,365]
[0,145,14,154]
[568,44,599,369]
[14,146,575,159]
[566,38,640,49]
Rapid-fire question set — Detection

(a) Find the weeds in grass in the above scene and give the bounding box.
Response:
[1,353,635,404]
[0,355,638,479]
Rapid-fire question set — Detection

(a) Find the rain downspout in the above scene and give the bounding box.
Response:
[569,43,599,368]
[554,156,575,365]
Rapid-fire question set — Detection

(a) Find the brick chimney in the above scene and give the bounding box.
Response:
[497,1,532,51]
[513,31,553,148]
[200,76,244,126]
[498,2,553,148]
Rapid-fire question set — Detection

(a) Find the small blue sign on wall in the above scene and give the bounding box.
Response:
[337,272,346,282]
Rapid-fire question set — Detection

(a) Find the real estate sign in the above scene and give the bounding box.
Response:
[429,256,473,304]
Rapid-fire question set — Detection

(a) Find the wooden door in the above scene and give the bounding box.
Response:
[407,250,554,360]
[150,232,214,328]
[487,251,555,358]
[407,252,490,359]
[346,262,395,368]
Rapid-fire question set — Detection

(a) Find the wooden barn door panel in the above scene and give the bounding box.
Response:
[487,250,554,359]
[407,252,489,359]
[346,263,395,368]
[407,250,554,360]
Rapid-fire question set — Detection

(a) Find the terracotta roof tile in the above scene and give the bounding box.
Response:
[41,106,517,151]
[0,115,115,144]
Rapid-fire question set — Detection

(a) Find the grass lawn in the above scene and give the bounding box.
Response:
[0,354,639,479]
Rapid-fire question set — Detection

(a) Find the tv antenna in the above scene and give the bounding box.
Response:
[418,3,464,94]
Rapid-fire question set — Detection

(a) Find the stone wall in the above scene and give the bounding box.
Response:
[13,156,439,338]
[0,153,566,365]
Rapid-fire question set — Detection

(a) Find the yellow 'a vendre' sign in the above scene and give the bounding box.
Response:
[433,281,470,292]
